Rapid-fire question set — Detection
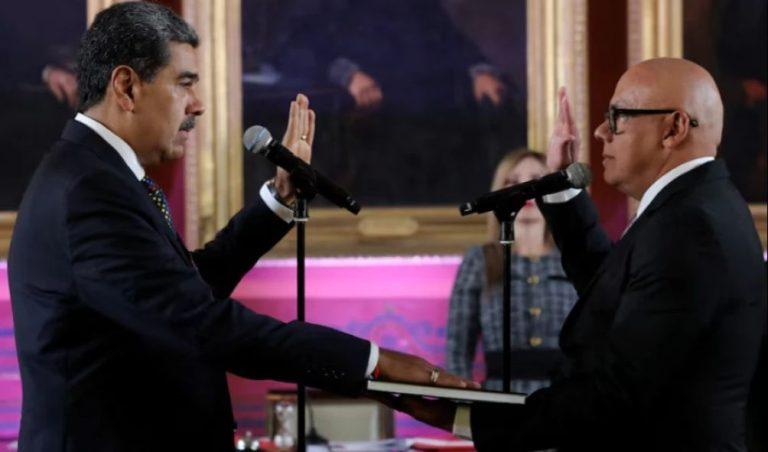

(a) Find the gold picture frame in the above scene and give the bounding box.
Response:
[181,0,590,257]
[0,1,590,258]
[2,1,764,257]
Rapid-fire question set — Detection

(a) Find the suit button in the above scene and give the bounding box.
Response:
[528,307,542,317]
[529,337,543,347]
[527,275,540,285]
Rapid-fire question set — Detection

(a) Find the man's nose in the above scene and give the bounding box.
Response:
[187,90,204,116]
[594,120,612,143]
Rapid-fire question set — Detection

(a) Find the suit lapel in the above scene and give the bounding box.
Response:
[60,120,194,266]
[642,160,727,217]
[559,212,645,345]
[559,160,727,346]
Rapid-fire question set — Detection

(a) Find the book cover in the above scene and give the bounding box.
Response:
[366,381,525,405]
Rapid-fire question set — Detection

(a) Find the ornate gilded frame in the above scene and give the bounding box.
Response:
[0,0,590,258]
[627,0,683,65]
[182,0,243,248]
[627,0,766,246]
[182,0,589,257]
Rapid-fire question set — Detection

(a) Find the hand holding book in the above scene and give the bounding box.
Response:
[373,391,460,432]
[368,348,498,432]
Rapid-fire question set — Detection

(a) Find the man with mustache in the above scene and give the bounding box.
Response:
[392,58,766,451]
[7,3,473,451]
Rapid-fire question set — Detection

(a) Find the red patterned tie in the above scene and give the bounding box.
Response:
[140,176,175,230]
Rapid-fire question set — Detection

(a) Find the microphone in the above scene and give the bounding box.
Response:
[243,125,361,215]
[459,162,591,216]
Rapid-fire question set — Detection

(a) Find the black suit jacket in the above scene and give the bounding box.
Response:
[470,160,767,451]
[8,120,372,451]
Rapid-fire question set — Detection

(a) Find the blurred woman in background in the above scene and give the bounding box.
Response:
[445,149,578,393]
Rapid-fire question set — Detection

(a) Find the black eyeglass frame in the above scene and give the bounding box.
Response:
[604,106,699,135]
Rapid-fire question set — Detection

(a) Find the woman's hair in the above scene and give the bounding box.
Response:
[485,149,548,242]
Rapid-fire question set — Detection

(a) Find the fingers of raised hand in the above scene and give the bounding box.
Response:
[298,98,308,139]
[558,88,578,136]
[307,108,316,139]
[283,100,298,146]
[556,87,566,122]
[282,94,314,154]
[563,94,577,134]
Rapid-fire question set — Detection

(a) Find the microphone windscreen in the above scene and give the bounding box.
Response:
[565,163,592,189]
[243,125,273,153]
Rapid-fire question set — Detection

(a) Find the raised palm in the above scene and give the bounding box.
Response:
[547,86,581,172]
[274,94,315,201]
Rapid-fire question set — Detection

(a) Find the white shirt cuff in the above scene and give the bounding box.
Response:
[542,188,582,204]
[259,182,294,223]
[452,405,472,439]
[365,342,380,378]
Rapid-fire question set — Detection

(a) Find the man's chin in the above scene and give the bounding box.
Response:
[163,146,186,161]
[602,171,625,191]
[167,132,191,159]
[601,164,616,184]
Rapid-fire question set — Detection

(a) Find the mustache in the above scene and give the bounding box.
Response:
[179,116,196,131]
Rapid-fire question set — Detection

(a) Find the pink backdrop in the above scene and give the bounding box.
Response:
[0,256,473,441]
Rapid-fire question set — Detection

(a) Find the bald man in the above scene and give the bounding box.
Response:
[390,58,766,451]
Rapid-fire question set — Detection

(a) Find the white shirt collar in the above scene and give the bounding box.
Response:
[635,156,715,219]
[74,113,145,180]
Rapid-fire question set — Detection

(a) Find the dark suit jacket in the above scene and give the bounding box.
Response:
[8,120,372,451]
[470,160,766,451]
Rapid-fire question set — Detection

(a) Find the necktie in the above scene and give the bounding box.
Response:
[140,176,175,230]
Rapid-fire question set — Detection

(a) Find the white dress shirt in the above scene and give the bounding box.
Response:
[633,157,715,220]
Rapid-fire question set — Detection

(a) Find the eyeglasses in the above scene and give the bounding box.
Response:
[604,105,699,135]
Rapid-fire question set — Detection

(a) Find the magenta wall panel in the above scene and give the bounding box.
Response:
[0,256,466,440]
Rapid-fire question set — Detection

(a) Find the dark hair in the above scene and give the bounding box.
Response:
[76,2,199,111]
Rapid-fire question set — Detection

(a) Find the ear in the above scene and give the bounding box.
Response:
[661,111,691,148]
[111,65,138,112]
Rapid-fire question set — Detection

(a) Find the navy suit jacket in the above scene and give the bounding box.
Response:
[470,160,766,451]
[9,120,371,451]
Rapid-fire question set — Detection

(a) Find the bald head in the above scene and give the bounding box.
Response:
[617,58,724,154]
[596,58,726,199]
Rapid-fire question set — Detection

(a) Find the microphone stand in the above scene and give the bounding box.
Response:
[493,198,526,393]
[288,165,337,451]
[293,195,329,450]
[294,196,309,452]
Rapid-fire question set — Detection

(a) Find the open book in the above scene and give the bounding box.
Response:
[367,380,526,405]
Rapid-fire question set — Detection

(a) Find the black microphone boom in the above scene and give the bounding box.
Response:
[459,162,591,216]
[243,125,361,215]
